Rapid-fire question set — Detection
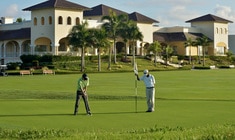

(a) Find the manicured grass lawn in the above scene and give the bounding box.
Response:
[0,99,234,131]
[0,69,235,139]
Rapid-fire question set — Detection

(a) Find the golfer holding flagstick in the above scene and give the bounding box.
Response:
[135,69,156,112]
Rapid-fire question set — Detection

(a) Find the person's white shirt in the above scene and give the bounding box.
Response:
[140,74,155,88]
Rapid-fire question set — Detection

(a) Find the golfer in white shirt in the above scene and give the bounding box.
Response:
[136,69,156,112]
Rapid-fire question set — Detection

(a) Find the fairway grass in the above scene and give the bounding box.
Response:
[0,100,234,131]
[0,69,235,139]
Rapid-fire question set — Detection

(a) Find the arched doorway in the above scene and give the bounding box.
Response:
[5,41,20,57]
[22,40,31,55]
[34,37,51,55]
[216,42,226,55]
[58,38,69,55]
[116,42,125,54]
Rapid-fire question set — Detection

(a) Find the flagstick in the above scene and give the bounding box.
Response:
[135,77,137,113]
[134,62,138,113]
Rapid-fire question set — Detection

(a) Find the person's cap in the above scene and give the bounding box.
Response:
[143,69,149,74]
[82,73,88,80]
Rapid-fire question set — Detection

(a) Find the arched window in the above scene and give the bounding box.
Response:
[34,17,37,26]
[225,28,228,34]
[216,28,219,34]
[220,28,223,34]
[58,16,63,24]
[76,17,80,25]
[41,17,45,25]
[67,17,71,25]
[49,16,52,25]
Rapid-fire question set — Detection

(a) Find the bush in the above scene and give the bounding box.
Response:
[6,62,22,70]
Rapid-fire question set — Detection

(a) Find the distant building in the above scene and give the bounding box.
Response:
[154,14,233,56]
[0,0,233,64]
[229,35,235,54]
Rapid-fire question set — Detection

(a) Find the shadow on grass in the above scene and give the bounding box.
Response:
[158,98,235,102]
[0,111,148,117]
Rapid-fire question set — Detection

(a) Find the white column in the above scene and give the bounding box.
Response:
[126,43,130,54]
[3,43,6,57]
[94,48,98,55]
[18,41,22,57]
[30,44,34,55]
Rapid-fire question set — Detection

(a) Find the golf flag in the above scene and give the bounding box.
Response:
[134,62,138,75]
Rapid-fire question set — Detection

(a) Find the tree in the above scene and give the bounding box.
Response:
[184,38,196,64]
[67,22,91,72]
[119,20,143,66]
[89,28,111,71]
[102,10,128,68]
[16,18,23,23]
[148,41,162,66]
[196,35,212,66]
[163,45,173,66]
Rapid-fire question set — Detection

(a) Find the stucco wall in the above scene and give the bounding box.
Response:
[229,35,235,53]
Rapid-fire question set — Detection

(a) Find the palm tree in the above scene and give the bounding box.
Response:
[148,41,162,66]
[163,45,173,66]
[67,21,91,72]
[89,28,111,71]
[196,35,212,66]
[102,10,128,68]
[184,38,196,64]
[119,20,143,65]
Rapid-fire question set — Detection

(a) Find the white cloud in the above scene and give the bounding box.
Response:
[159,5,199,27]
[214,4,235,21]
[214,4,235,34]
[4,4,19,17]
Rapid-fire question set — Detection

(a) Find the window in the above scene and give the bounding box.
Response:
[225,28,228,34]
[34,17,37,26]
[216,28,219,34]
[67,17,71,25]
[216,46,224,55]
[76,17,80,25]
[220,28,223,34]
[49,16,52,25]
[41,17,45,25]
[58,16,63,24]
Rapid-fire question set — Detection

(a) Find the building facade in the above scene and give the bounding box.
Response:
[0,0,233,65]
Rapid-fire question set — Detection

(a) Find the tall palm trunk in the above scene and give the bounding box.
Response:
[81,46,85,72]
[107,46,112,70]
[113,38,117,64]
[203,47,205,66]
[132,43,135,66]
[189,46,192,64]
[98,48,101,72]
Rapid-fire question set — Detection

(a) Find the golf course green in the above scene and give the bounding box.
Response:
[0,69,235,139]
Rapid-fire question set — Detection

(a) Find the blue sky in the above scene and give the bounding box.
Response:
[1,0,235,34]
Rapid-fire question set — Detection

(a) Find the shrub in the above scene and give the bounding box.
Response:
[6,62,22,70]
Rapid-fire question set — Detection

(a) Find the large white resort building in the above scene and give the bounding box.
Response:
[0,0,233,64]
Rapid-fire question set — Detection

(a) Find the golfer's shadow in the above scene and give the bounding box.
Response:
[0,111,146,117]
[0,113,71,117]
[92,111,146,115]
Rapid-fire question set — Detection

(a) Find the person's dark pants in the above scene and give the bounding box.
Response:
[74,90,91,115]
